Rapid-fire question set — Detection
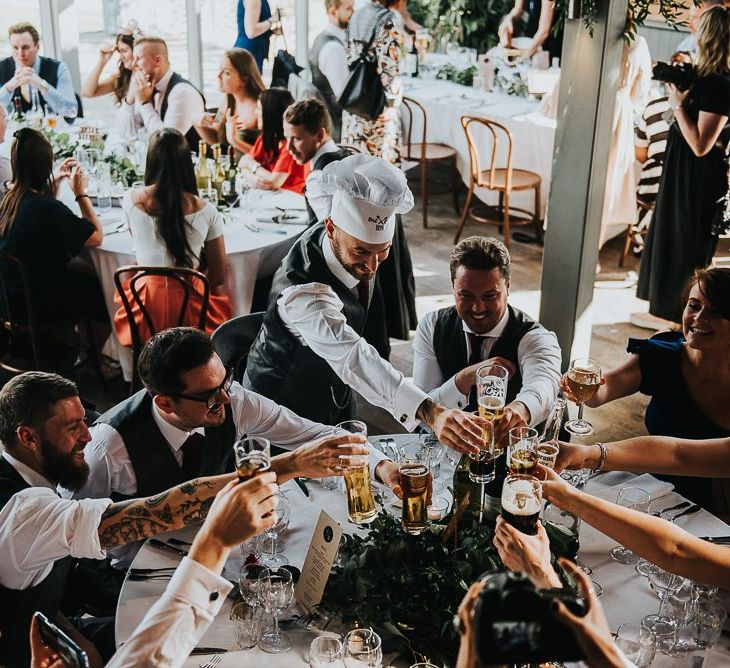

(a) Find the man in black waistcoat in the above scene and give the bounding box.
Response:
[244,154,489,456]
[0,371,276,667]
[131,36,205,152]
[412,236,562,443]
[0,22,78,118]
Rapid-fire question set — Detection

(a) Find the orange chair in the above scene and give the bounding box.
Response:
[453,115,543,247]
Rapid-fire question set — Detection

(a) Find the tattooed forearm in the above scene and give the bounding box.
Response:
[97,474,233,549]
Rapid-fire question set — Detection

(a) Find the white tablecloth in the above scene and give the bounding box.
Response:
[401,77,556,217]
[115,438,730,667]
[87,189,307,379]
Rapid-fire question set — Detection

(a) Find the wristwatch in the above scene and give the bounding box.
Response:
[251,163,261,174]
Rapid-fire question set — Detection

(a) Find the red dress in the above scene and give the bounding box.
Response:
[250,136,309,194]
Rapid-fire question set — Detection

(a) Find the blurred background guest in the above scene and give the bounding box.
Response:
[0,106,9,195]
[677,0,725,55]
[198,48,265,155]
[637,6,730,327]
[498,0,563,59]
[309,0,354,141]
[0,129,107,345]
[342,0,403,164]
[234,0,283,73]
[113,129,231,346]
[238,88,309,193]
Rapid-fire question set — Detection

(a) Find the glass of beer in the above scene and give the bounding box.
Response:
[508,427,539,476]
[565,357,602,436]
[336,420,377,525]
[234,436,271,480]
[501,474,542,535]
[476,364,508,456]
[537,441,560,469]
[468,418,495,483]
[400,460,430,535]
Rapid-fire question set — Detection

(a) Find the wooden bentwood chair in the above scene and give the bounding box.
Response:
[401,96,461,228]
[114,266,210,393]
[454,116,543,247]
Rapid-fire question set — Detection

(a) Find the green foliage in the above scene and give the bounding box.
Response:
[435,64,478,86]
[42,129,78,160]
[103,153,143,187]
[320,510,578,664]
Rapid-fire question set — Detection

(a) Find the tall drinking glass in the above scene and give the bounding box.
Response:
[261,492,290,567]
[343,628,382,667]
[476,363,508,455]
[501,474,542,535]
[233,436,271,480]
[610,487,650,564]
[400,461,430,535]
[257,567,294,653]
[508,427,539,476]
[336,420,377,525]
[564,358,601,435]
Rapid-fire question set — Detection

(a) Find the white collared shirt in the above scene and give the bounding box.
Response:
[411,308,562,425]
[310,139,341,171]
[276,236,428,431]
[0,454,111,590]
[135,68,204,137]
[317,23,349,98]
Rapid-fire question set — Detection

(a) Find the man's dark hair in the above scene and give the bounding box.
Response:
[9,22,40,44]
[284,97,331,137]
[449,236,511,282]
[0,372,78,450]
[138,327,216,396]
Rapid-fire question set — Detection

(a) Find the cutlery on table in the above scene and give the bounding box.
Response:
[198,654,223,667]
[128,573,173,581]
[166,537,192,547]
[700,536,730,545]
[128,567,177,575]
[669,504,701,522]
[190,647,228,656]
[244,222,288,235]
[148,538,188,557]
[294,477,310,497]
[652,500,690,517]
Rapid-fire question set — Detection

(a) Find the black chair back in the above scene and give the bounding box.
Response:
[211,312,265,381]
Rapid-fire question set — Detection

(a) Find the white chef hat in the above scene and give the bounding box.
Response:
[307,154,414,244]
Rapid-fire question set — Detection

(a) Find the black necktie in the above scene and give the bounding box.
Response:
[467,332,484,366]
[357,280,370,309]
[181,433,205,480]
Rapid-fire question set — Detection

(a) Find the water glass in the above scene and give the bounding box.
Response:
[343,628,382,667]
[239,562,266,605]
[97,177,112,213]
[199,187,218,205]
[309,636,343,667]
[320,476,341,491]
[615,623,656,668]
[230,601,265,649]
[610,487,650,564]
[641,614,678,654]
[693,600,726,649]
[659,579,698,654]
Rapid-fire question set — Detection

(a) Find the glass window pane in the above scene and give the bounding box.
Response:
[0,2,43,56]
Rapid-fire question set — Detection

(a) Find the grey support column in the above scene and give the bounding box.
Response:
[186,0,204,91]
[41,0,81,91]
[538,0,629,368]
[295,0,309,70]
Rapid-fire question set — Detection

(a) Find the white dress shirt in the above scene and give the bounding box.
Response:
[310,138,341,171]
[0,56,77,117]
[136,68,204,137]
[317,23,349,98]
[67,381,386,501]
[0,452,111,590]
[106,556,231,668]
[411,308,562,426]
[276,236,429,431]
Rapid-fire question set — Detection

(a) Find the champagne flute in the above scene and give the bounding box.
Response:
[257,567,294,653]
[261,492,290,567]
[564,358,601,435]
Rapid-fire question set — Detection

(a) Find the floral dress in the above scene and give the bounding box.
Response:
[342,5,403,165]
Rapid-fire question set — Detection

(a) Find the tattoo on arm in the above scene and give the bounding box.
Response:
[98,478,220,549]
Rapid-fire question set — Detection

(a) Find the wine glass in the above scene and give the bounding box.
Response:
[309,636,343,667]
[643,565,684,653]
[343,628,382,667]
[261,492,290,566]
[564,358,601,435]
[238,562,266,605]
[257,567,294,653]
[615,623,656,667]
[610,487,650,564]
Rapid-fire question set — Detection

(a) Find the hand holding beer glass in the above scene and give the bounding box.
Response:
[234,436,271,480]
[508,427,539,476]
[564,358,602,436]
[336,420,377,525]
[476,363,508,454]
[501,474,542,535]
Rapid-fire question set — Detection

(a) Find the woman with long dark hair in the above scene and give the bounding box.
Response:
[113,129,232,346]
[237,87,309,193]
[637,6,730,327]
[0,128,106,326]
[198,48,265,154]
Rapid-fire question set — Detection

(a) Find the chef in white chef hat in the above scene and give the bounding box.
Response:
[307,154,414,280]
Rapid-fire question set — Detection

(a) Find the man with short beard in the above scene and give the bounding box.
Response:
[0,371,279,668]
[244,154,488,459]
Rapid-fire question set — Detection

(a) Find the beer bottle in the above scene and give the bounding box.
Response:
[211,144,226,197]
[195,141,211,191]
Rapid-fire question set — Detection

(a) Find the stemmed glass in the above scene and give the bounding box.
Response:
[643,565,684,653]
[309,636,343,667]
[564,358,601,435]
[261,492,290,566]
[610,487,650,563]
[343,628,383,667]
[257,567,294,653]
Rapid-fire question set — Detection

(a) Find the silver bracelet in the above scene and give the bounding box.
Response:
[594,442,607,471]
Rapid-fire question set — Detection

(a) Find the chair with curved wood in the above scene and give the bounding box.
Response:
[619,196,653,267]
[453,115,543,247]
[401,96,460,228]
[114,266,211,393]
[212,312,265,382]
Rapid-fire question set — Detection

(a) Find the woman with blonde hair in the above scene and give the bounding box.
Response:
[198,48,265,154]
[637,5,730,326]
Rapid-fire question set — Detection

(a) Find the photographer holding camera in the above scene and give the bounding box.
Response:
[637,6,730,328]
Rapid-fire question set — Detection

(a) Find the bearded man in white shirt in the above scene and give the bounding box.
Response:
[0,371,279,668]
[412,236,562,444]
[244,154,487,456]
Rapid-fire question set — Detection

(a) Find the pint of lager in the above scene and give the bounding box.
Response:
[336,420,377,525]
[233,436,271,480]
[501,474,542,535]
[400,462,430,535]
[508,427,539,477]
[476,363,509,456]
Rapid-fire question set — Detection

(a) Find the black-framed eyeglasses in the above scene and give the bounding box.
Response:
[174,367,235,410]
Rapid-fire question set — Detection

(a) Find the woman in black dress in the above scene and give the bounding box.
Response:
[637,6,730,324]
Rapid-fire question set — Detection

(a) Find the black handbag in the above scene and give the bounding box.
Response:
[271,49,304,88]
[338,12,390,121]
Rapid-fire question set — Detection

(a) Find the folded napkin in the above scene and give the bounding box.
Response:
[588,473,674,504]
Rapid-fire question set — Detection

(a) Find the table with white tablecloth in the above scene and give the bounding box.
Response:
[116,434,730,667]
[401,77,556,218]
[87,189,307,379]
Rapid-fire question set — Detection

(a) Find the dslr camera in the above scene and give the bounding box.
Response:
[652,61,696,91]
[471,569,587,664]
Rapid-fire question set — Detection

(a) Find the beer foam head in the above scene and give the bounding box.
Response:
[502,479,541,516]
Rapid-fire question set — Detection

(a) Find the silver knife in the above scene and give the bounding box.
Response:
[148,539,188,557]
[670,505,701,522]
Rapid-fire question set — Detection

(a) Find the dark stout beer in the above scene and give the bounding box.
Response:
[501,475,542,535]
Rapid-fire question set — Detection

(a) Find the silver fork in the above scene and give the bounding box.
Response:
[199,655,223,668]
